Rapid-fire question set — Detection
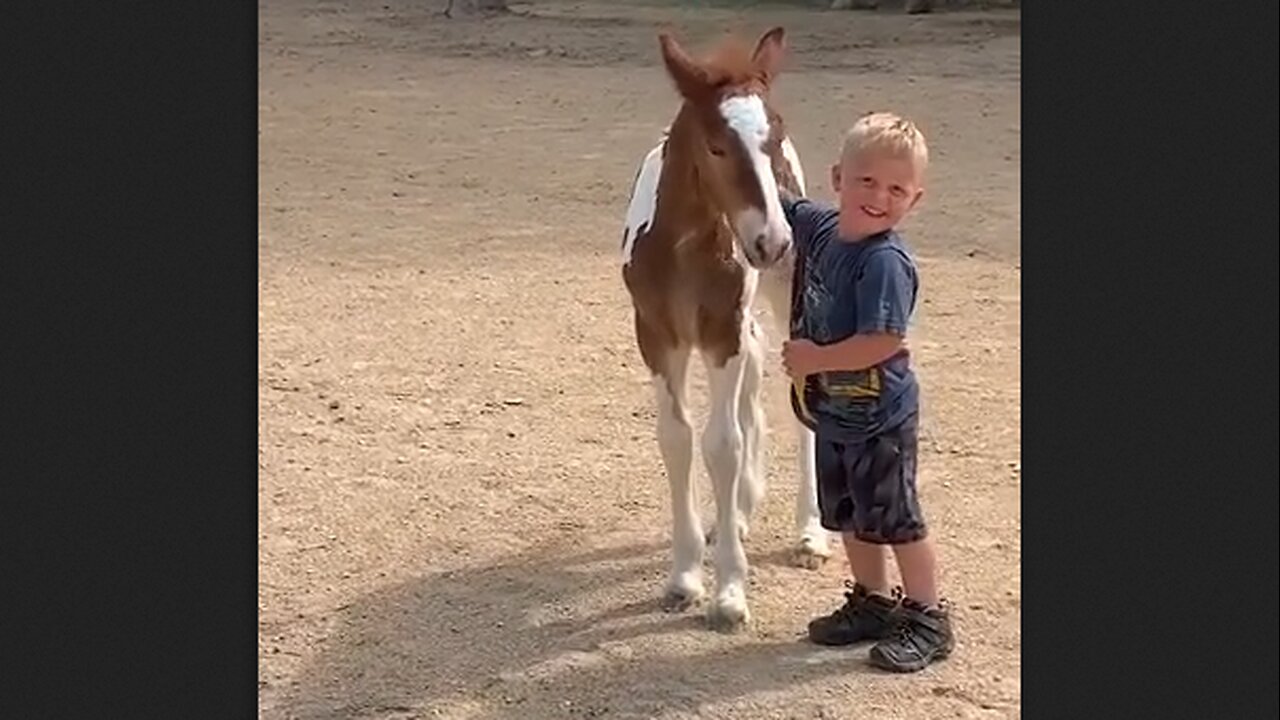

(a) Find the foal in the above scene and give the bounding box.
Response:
[621,27,828,630]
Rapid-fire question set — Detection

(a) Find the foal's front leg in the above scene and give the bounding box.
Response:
[736,319,767,536]
[653,349,705,612]
[702,346,751,631]
[707,320,766,547]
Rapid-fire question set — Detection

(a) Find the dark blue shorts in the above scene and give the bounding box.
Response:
[816,414,927,544]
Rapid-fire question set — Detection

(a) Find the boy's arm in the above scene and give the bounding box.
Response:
[828,248,915,369]
[779,188,803,229]
[783,332,902,377]
[778,184,801,207]
[779,191,819,258]
[814,333,904,372]
[782,249,915,377]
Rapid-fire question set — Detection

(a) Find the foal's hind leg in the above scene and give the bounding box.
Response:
[791,423,831,569]
[653,348,705,612]
[758,275,832,568]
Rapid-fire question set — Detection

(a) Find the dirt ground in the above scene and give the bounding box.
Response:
[258,1,1020,717]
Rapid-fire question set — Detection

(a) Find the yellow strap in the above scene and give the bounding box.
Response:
[792,377,818,426]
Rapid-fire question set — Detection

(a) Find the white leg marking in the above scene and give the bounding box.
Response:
[736,319,766,534]
[622,142,664,266]
[708,319,766,548]
[758,269,832,568]
[701,346,751,631]
[792,423,831,568]
[655,350,704,612]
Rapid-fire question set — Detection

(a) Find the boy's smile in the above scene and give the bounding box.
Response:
[831,152,924,240]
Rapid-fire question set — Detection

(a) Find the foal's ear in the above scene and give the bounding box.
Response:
[659,32,711,99]
[752,26,787,85]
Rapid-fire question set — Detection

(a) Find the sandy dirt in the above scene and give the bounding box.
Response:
[258,1,1020,717]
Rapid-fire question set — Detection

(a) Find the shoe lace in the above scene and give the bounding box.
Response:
[837,582,903,620]
[892,599,947,646]
[891,615,918,645]
[835,581,863,620]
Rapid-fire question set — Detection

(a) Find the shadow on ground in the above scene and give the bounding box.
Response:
[275,538,872,718]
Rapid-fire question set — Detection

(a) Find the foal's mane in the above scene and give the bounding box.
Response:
[705,35,766,86]
[664,30,771,95]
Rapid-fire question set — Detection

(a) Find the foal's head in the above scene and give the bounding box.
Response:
[659,27,794,269]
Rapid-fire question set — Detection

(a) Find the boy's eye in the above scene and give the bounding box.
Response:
[890,185,906,197]
[859,176,875,187]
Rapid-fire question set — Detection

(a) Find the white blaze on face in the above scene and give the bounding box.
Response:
[622,140,665,266]
[718,95,791,262]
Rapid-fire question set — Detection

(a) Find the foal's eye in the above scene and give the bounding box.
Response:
[709,145,727,157]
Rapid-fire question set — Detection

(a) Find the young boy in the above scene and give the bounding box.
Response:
[780,112,953,673]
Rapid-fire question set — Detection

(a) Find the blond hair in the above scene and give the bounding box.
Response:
[840,111,929,173]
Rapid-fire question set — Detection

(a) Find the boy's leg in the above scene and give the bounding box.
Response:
[842,532,890,595]
[852,415,953,672]
[891,538,938,607]
[806,435,900,646]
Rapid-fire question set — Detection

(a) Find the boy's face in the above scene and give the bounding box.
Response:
[831,150,924,240]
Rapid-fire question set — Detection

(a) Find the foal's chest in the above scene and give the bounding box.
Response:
[625,230,755,339]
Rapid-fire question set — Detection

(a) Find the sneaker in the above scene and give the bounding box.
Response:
[807,582,900,646]
[868,598,955,672]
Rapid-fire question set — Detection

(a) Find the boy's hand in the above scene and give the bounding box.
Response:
[783,335,910,378]
[782,339,827,379]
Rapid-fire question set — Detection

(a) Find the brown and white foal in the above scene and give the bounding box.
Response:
[621,28,830,630]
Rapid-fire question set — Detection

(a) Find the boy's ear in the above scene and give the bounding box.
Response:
[829,162,842,193]
[909,187,925,210]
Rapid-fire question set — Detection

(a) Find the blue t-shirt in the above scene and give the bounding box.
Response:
[782,197,920,442]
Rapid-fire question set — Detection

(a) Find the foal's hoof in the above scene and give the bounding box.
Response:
[790,535,832,570]
[707,598,750,633]
[660,585,704,613]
